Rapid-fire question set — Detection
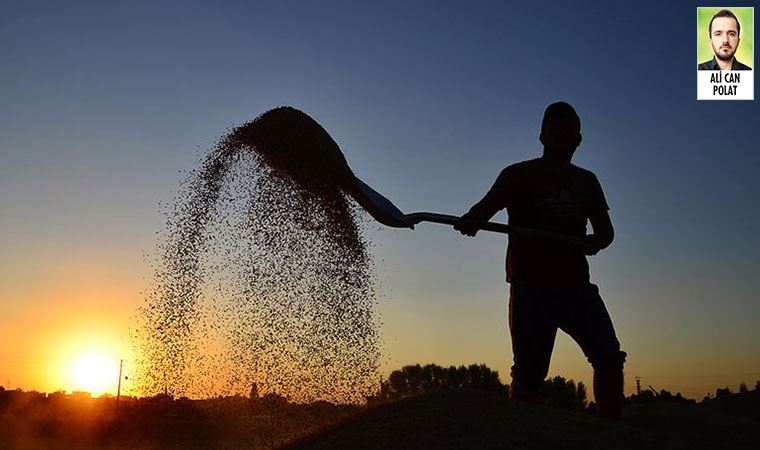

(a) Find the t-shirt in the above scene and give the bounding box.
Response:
[465,157,609,287]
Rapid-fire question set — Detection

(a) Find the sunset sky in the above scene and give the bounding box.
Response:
[1,1,759,400]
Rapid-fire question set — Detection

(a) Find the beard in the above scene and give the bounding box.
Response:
[712,45,737,61]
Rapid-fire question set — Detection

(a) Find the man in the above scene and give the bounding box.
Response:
[454,102,626,419]
[698,9,751,71]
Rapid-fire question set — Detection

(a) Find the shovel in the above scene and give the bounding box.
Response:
[246,106,588,248]
[349,176,590,247]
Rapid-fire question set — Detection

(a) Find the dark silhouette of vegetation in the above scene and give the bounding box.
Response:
[4,380,760,448]
[372,364,507,403]
[755,379,760,391]
[627,387,696,405]
[371,365,590,413]
[542,376,588,412]
[0,386,358,449]
[715,387,732,398]
[739,382,748,393]
[701,385,760,423]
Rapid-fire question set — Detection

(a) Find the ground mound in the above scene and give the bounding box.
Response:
[287,389,759,450]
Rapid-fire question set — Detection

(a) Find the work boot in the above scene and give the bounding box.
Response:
[509,381,543,403]
[593,368,623,419]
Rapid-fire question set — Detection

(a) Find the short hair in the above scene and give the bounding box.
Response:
[709,9,740,37]
[541,102,580,132]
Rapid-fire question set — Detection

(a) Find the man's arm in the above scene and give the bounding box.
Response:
[454,168,510,237]
[584,210,614,255]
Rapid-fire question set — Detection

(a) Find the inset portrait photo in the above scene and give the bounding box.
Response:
[697,7,754,100]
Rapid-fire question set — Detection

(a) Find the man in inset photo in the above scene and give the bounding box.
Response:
[698,9,752,71]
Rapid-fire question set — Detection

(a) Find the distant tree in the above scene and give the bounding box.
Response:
[576,381,588,409]
[467,364,504,392]
[448,365,467,389]
[379,363,506,401]
[387,366,414,397]
[755,380,760,391]
[715,387,732,398]
[739,382,748,393]
[627,387,695,405]
[542,376,587,411]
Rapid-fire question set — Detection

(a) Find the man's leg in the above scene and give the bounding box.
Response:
[559,283,626,419]
[509,284,559,402]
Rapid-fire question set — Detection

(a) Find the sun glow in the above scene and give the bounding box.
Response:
[68,352,119,396]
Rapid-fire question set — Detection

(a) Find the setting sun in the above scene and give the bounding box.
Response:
[68,352,120,396]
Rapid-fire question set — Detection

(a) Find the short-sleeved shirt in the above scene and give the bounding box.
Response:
[465,158,609,287]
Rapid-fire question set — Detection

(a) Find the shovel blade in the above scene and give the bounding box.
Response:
[348,177,413,229]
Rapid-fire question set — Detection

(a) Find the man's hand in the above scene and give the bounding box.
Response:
[581,234,601,255]
[454,213,481,237]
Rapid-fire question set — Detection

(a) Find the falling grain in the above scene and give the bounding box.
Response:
[134,107,381,404]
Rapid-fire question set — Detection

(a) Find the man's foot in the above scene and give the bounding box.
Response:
[509,381,543,403]
[593,368,623,419]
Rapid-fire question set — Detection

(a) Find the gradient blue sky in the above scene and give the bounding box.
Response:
[1,1,759,398]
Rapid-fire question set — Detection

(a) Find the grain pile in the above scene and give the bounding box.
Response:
[133,107,381,403]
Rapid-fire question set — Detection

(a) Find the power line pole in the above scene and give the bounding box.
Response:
[116,359,124,411]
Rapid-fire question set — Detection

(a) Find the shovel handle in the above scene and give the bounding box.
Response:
[402,212,589,247]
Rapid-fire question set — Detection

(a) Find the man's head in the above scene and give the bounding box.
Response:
[709,9,741,62]
[540,101,582,158]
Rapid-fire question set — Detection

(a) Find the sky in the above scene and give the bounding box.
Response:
[1,0,759,399]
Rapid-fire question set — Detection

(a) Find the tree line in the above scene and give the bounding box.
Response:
[370,364,760,412]
[369,363,588,412]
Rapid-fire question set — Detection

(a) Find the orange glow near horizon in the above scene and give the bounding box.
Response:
[0,263,137,395]
[67,352,120,396]
[54,331,130,396]
[0,256,755,401]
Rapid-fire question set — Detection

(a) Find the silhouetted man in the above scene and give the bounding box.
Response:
[698,9,751,71]
[454,102,626,419]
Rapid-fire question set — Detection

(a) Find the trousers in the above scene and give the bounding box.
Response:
[509,282,626,390]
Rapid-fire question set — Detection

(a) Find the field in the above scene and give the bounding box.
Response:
[2,388,758,450]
